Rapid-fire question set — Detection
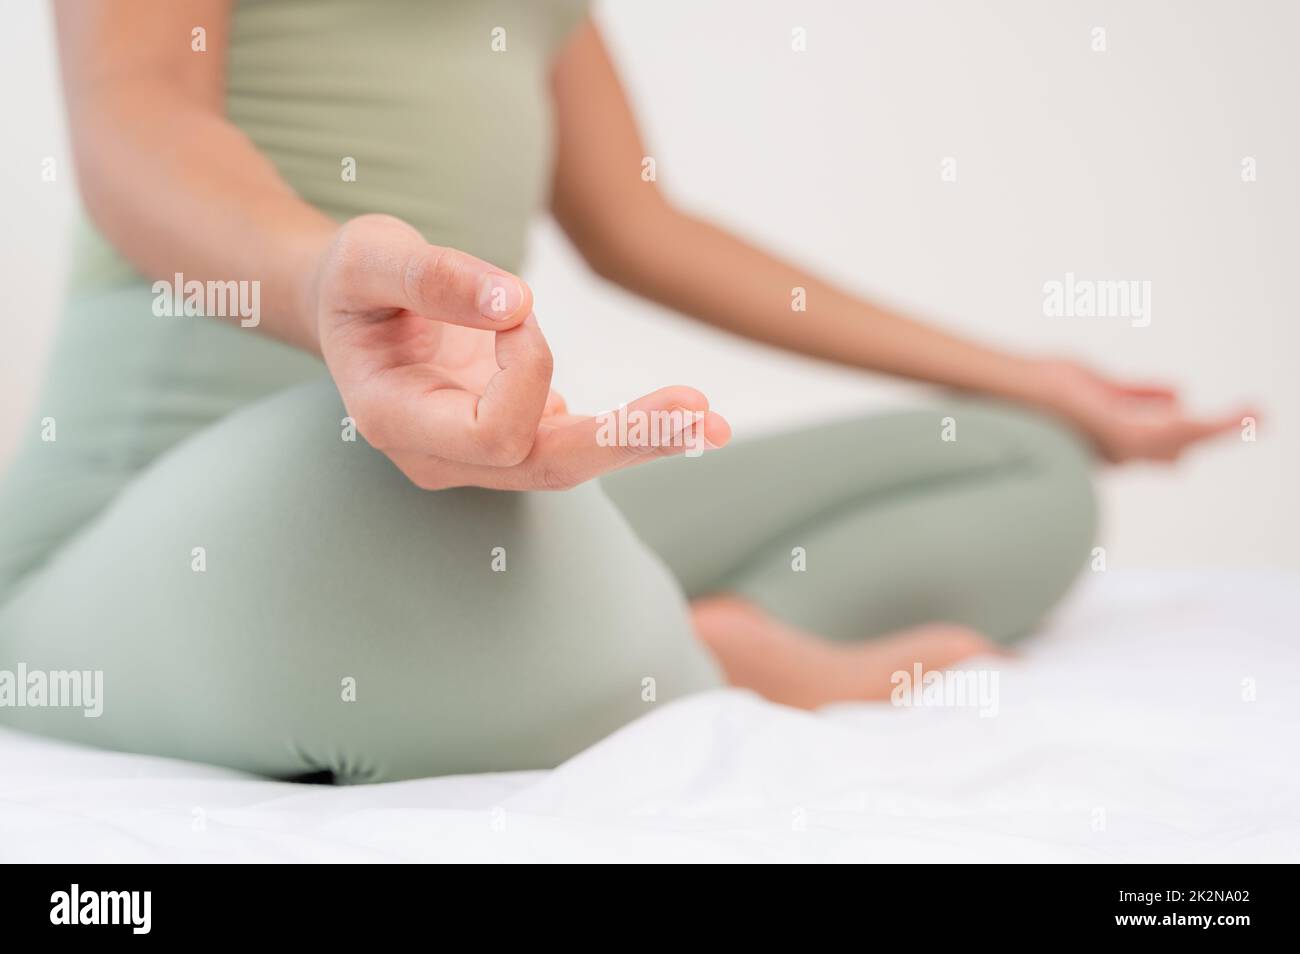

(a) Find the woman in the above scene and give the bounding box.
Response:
[0,0,1244,782]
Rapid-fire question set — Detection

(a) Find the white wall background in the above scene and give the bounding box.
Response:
[2,0,1296,568]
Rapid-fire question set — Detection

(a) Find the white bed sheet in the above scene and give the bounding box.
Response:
[2,570,1297,863]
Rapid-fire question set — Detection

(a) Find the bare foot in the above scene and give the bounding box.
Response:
[690,595,1006,709]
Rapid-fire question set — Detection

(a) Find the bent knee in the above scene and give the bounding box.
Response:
[957,401,1098,543]
[1,378,720,777]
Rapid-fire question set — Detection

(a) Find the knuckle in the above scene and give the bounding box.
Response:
[609,438,648,463]
[475,427,534,467]
[401,251,432,308]
[325,230,368,285]
[667,386,708,410]
[329,215,420,286]
[535,465,577,492]
[531,338,555,377]
[348,212,404,233]
[408,246,462,305]
[511,335,554,383]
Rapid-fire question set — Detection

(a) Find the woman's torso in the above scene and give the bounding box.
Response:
[75,0,584,286]
[0,0,586,597]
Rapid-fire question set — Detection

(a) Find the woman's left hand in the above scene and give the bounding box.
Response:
[1030,359,1256,464]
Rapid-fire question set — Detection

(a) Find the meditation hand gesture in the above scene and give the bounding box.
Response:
[313,215,730,491]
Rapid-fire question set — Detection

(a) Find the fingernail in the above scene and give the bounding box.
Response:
[478,274,523,320]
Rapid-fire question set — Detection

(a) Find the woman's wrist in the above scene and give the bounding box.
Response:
[1013,357,1093,416]
[283,220,342,355]
[998,355,1062,407]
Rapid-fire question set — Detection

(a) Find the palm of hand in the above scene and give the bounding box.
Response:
[1048,362,1251,463]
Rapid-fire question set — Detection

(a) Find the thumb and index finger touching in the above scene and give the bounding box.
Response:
[329,219,553,465]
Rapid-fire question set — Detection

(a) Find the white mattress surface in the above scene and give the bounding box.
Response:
[3,570,1297,862]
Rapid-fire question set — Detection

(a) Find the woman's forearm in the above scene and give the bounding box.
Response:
[69,87,335,351]
[55,0,334,352]
[590,205,1052,405]
[549,22,1052,408]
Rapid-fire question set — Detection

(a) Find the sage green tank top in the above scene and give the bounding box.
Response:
[72,0,588,289]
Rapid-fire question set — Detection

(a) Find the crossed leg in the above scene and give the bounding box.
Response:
[603,401,1097,707]
[1,382,1093,781]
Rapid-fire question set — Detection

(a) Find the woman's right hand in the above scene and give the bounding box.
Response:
[312,215,730,490]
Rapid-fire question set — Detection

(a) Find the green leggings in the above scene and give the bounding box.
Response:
[0,374,1095,782]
